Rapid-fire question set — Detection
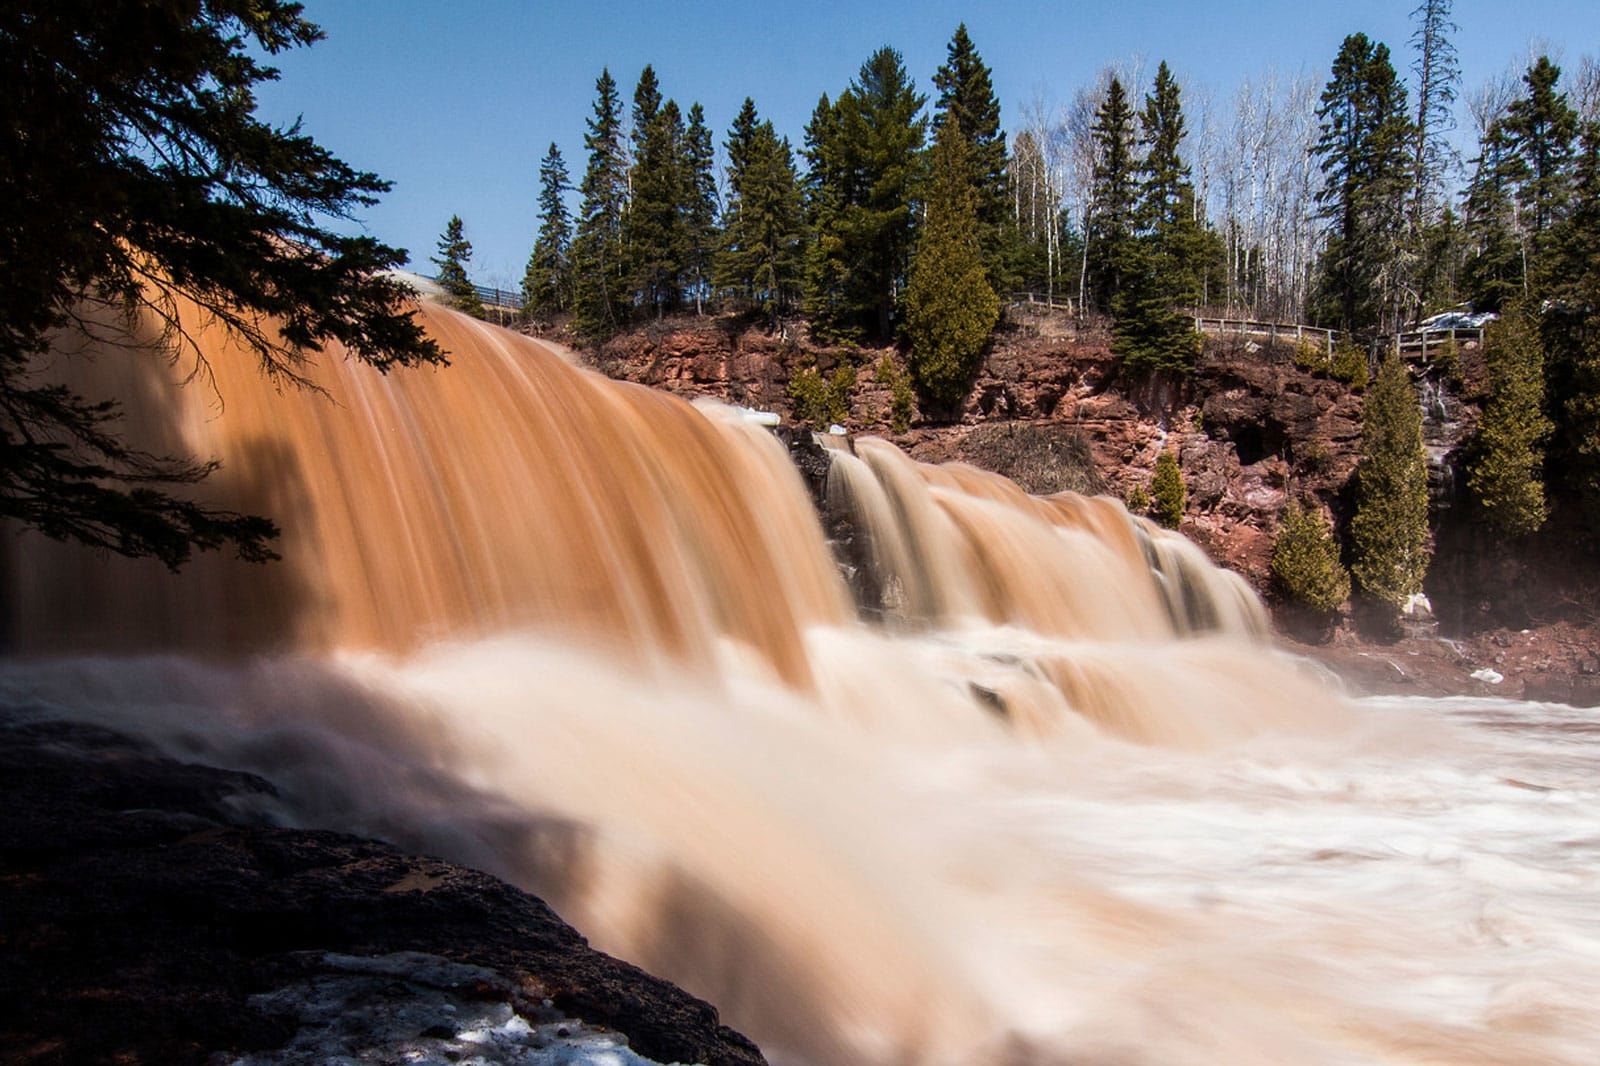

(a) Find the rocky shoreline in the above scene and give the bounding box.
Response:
[0,713,766,1066]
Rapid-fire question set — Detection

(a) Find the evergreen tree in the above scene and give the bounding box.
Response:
[626,70,688,316]
[682,103,720,314]
[1409,0,1460,226]
[1150,449,1186,529]
[432,215,485,318]
[1272,502,1352,612]
[1113,62,1205,375]
[1311,35,1414,335]
[803,48,927,339]
[1,0,442,567]
[932,24,1013,290]
[1351,353,1431,608]
[1085,77,1139,314]
[523,143,573,318]
[1462,117,1523,311]
[1502,57,1579,244]
[1468,303,1551,536]
[571,69,630,341]
[904,119,999,409]
[1540,119,1600,525]
[718,104,806,325]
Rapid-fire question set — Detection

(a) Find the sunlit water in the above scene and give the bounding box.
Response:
[5,301,1598,1063]
[5,648,1597,1066]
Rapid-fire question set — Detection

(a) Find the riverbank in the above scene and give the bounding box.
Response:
[0,712,765,1066]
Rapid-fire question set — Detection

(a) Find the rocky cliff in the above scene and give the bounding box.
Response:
[579,311,1600,705]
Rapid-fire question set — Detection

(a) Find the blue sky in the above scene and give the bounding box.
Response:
[253,0,1599,284]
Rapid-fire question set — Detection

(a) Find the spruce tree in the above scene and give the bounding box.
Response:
[1150,449,1186,529]
[801,93,850,330]
[1503,57,1579,244]
[1409,0,1459,222]
[1272,502,1352,612]
[1351,353,1431,608]
[932,24,1012,290]
[1113,62,1205,375]
[523,143,573,319]
[1468,303,1551,536]
[1086,77,1138,314]
[683,103,720,314]
[433,215,485,318]
[1462,117,1523,311]
[1312,35,1414,335]
[571,69,629,341]
[905,119,999,410]
[1540,119,1600,525]
[1,0,442,567]
[626,70,688,316]
[1408,0,1460,303]
[802,48,927,339]
[718,105,806,326]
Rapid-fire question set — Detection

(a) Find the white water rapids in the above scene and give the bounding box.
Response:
[4,641,1597,1066]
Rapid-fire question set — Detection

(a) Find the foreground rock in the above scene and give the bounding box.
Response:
[0,715,766,1066]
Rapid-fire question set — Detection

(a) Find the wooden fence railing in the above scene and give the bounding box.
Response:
[1005,291,1076,315]
[1382,327,1484,357]
[1192,316,1336,354]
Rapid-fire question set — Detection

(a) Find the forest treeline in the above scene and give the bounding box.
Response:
[429,6,1600,609]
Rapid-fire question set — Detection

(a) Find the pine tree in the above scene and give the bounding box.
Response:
[1540,119,1600,525]
[1503,57,1579,244]
[1468,302,1551,536]
[523,143,573,319]
[682,103,720,314]
[1085,77,1138,314]
[432,215,485,318]
[1113,62,1205,375]
[1462,117,1523,311]
[1150,449,1186,529]
[1,0,442,567]
[626,68,688,316]
[1351,353,1431,608]
[802,48,927,339]
[1312,35,1414,335]
[905,119,999,410]
[932,24,1012,290]
[1407,0,1461,321]
[718,104,806,325]
[1272,502,1352,612]
[571,69,629,341]
[1409,0,1460,227]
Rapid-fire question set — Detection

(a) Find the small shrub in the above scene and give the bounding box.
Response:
[1125,484,1151,515]
[1271,501,1351,612]
[1293,339,1330,373]
[1297,440,1334,473]
[788,362,855,427]
[1151,450,1186,529]
[1331,343,1369,389]
[876,354,916,433]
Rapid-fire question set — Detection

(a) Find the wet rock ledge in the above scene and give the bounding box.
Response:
[0,715,766,1066]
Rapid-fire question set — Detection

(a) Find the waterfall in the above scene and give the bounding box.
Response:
[5,302,1595,1065]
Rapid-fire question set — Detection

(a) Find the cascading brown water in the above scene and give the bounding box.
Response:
[5,301,1597,1065]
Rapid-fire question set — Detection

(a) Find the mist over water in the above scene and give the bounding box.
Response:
[5,303,1598,1063]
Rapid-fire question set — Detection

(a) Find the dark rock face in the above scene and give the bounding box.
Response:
[0,715,766,1066]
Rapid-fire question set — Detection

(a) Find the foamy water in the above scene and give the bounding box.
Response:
[5,645,1597,1066]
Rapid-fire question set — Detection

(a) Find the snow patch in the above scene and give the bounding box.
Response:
[223,951,685,1065]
